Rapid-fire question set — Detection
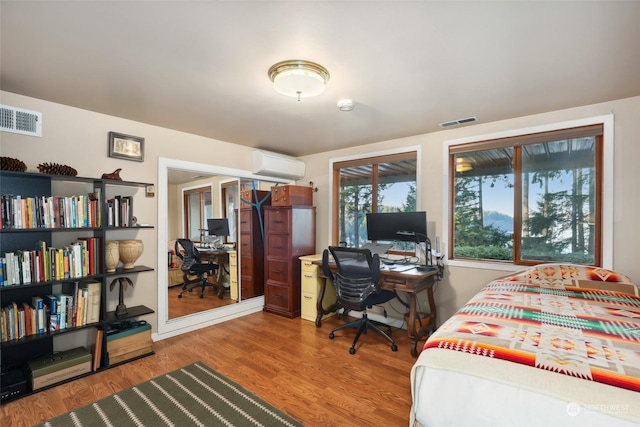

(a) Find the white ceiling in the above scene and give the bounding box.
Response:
[2,1,639,157]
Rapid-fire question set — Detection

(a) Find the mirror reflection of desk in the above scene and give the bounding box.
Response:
[312,258,438,357]
[181,247,230,292]
[197,247,230,281]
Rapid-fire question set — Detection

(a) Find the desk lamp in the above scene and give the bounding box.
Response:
[396,231,434,272]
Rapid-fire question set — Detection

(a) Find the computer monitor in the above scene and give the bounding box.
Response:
[207,218,230,237]
[366,211,428,242]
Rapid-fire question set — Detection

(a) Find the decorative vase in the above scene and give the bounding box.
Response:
[105,240,120,273]
[118,239,144,269]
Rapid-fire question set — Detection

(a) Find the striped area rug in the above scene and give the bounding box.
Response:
[37,361,304,427]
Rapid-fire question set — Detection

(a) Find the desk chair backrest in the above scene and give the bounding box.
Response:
[175,238,201,272]
[323,246,382,312]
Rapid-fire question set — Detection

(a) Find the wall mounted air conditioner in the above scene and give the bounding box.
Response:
[251,150,305,180]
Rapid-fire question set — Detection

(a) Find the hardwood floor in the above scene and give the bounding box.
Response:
[0,311,423,427]
[167,283,236,319]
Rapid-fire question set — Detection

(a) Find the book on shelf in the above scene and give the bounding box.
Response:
[0,192,102,229]
[105,194,135,227]
[32,296,45,334]
[22,302,32,337]
[85,281,101,324]
[0,256,5,286]
[92,328,104,371]
[44,295,59,332]
[1,239,98,286]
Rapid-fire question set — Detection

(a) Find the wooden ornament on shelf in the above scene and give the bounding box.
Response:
[37,162,78,176]
[109,277,134,317]
[102,168,123,180]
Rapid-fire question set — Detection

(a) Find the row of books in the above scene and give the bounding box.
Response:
[0,238,102,286]
[0,280,101,343]
[0,191,102,229]
[106,195,133,227]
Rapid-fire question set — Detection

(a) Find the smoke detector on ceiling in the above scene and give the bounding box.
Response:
[439,116,477,128]
[337,99,355,111]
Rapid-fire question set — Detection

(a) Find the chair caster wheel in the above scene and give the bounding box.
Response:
[199,294,204,299]
[218,287,225,299]
[178,294,183,299]
[391,344,398,352]
[329,332,335,339]
[349,347,356,355]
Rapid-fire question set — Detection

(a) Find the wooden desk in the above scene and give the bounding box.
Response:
[313,260,439,357]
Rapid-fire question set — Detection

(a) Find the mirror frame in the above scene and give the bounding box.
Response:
[155,157,293,340]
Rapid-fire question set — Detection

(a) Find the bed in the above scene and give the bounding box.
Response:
[410,263,640,427]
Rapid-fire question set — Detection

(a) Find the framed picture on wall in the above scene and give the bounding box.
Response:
[108,132,144,162]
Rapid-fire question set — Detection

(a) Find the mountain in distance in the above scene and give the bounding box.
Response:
[484,210,513,233]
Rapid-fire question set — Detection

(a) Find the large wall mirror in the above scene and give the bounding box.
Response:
[156,157,292,340]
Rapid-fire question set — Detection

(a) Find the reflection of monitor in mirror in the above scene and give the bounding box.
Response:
[207,218,230,237]
[366,211,427,242]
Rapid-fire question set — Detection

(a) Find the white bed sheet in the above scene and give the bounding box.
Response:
[411,353,640,427]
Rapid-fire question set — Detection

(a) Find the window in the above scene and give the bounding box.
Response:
[449,124,603,266]
[183,186,212,242]
[221,181,238,244]
[332,151,418,250]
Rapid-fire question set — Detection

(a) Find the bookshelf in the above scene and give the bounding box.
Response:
[0,170,155,403]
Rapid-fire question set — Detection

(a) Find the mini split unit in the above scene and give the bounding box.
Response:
[251,150,305,180]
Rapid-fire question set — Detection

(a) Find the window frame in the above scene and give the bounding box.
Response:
[182,185,213,242]
[329,146,422,247]
[443,115,614,272]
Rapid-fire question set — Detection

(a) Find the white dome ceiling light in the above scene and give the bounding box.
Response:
[268,60,330,101]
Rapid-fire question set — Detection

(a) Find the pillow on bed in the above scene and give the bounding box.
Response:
[501,263,639,296]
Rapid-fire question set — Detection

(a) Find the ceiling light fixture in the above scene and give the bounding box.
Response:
[337,99,355,111]
[268,60,330,101]
[456,158,473,173]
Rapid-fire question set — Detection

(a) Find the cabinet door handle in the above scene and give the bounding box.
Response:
[303,295,313,300]
[304,274,314,279]
[273,245,284,249]
[272,269,283,274]
[274,220,283,224]
[273,294,283,299]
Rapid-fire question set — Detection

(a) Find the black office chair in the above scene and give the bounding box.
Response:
[322,246,398,354]
[175,239,220,299]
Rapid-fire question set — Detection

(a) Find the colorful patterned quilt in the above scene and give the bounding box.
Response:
[412,264,640,425]
[426,264,640,390]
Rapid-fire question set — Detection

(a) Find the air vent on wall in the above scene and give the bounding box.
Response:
[439,116,477,128]
[0,104,42,137]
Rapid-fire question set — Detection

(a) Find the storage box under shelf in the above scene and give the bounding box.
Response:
[107,322,153,365]
[27,346,92,391]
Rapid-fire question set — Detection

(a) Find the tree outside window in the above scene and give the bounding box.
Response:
[333,152,418,251]
[450,124,602,266]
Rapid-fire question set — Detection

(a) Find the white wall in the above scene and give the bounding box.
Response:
[0,91,257,326]
[3,90,639,329]
[301,96,640,323]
